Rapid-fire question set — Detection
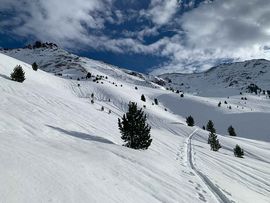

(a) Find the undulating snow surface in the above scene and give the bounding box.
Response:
[0,49,269,203]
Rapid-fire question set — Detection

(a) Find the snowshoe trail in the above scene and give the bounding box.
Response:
[184,129,232,203]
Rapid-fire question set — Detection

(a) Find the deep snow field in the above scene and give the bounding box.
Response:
[0,52,270,203]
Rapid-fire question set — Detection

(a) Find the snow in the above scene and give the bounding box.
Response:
[0,49,269,203]
[160,59,270,97]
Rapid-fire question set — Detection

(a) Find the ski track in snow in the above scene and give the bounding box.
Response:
[185,129,232,203]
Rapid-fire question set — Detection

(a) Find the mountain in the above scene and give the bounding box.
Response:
[0,44,269,203]
[159,59,270,96]
[0,42,162,89]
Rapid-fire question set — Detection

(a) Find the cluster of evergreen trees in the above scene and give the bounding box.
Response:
[185,115,243,157]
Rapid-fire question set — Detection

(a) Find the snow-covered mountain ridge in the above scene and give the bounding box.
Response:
[2,43,270,97]
[0,43,162,89]
[159,59,270,96]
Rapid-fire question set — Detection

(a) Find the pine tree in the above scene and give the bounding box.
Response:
[234,145,244,158]
[86,72,92,79]
[141,94,146,102]
[154,98,158,105]
[32,62,38,71]
[228,125,237,136]
[206,120,216,133]
[208,132,221,151]
[218,101,221,107]
[186,116,195,127]
[207,120,216,144]
[10,65,25,83]
[118,102,152,150]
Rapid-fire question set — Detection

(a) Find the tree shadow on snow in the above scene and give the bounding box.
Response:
[0,74,11,80]
[47,125,114,144]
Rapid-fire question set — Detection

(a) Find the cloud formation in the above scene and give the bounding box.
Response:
[152,0,270,74]
[0,0,114,48]
[1,0,270,74]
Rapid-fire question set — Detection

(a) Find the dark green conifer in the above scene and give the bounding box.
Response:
[118,102,152,150]
[234,145,244,158]
[208,132,221,151]
[10,65,25,83]
[228,125,237,136]
[141,94,146,102]
[186,116,195,127]
[32,62,38,71]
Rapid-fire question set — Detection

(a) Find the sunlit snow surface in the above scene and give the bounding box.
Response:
[0,50,269,203]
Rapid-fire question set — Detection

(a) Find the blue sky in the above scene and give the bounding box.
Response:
[1,0,270,74]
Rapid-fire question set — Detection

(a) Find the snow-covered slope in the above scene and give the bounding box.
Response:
[0,48,269,203]
[0,45,161,88]
[160,59,270,96]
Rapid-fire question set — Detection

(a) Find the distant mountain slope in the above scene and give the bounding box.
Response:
[0,42,163,88]
[159,59,270,96]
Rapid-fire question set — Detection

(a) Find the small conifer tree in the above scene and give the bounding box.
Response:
[228,125,237,136]
[154,98,158,105]
[208,132,221,151]
[234,145,244,158]
[118,102,152,150]
[186,116,195,127]
[206,120,216,133]
[32,62,38,71]
[10,65,25,83]
[207,120,216,144]
[141,94,146,102]
[86,72,92,79]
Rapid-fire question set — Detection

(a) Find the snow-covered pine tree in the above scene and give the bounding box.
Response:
[228,125,237,136]
[234,145,244,158]
[10,65,25,83]
[118,102,152,150]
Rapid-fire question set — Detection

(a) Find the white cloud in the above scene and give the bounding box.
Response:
[0,0,114,47]
[2,0,270,74]
[147,0,179,26]
[152,0,270,74]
